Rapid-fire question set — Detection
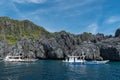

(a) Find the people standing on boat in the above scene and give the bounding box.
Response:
[79,52,85,60]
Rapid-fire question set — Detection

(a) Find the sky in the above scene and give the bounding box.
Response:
[0,0,120,35]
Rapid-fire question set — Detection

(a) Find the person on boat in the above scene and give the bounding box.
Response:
[80,53,85,60]
[77,57,80,60]
[67,57,69,61]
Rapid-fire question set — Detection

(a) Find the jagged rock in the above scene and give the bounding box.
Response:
[0,41,8,57]
[115,28,120,37]
[71,43,103,60]
[34,40,46,59]
[1,17,120,61]
[97,38,120,61]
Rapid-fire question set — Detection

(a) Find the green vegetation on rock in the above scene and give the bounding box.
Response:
[0,16,50,44]
[0,16,95,45]
[80,32,94,41]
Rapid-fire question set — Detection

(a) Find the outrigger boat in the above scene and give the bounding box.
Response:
[63,55,109,64]
[85,60,109,64]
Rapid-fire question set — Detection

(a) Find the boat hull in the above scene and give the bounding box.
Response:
[4,59,38,62]
[4,59,37,62]
[63,60,109,64]
[4,55,38,62]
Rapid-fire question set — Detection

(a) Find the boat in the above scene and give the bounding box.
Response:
[63,55,86,64]
[4,55,38,62]
[63,55,109,64]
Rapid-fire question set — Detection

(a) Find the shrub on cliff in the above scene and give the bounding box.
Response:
[80,32,94,41]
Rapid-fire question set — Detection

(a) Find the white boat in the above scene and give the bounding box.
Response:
[63,56,86,64]
[63,55,109,64]
[4,55,38,62]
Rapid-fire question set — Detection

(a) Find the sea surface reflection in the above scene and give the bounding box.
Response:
[0,61,120,80]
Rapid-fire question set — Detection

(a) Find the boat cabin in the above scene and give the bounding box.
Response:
[64,55,85,62]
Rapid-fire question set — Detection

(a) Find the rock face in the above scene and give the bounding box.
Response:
[71,43,102,60]
[97,38,120,61]
[1,17,120,61]
[0,32,102,60]
[1,28,120,61]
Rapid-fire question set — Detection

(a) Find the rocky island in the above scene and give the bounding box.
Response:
[0,17,120,61]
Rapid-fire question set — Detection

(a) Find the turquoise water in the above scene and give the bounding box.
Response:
[0,60,120,80]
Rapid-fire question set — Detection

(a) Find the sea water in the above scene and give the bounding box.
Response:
[0,60,120,80]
